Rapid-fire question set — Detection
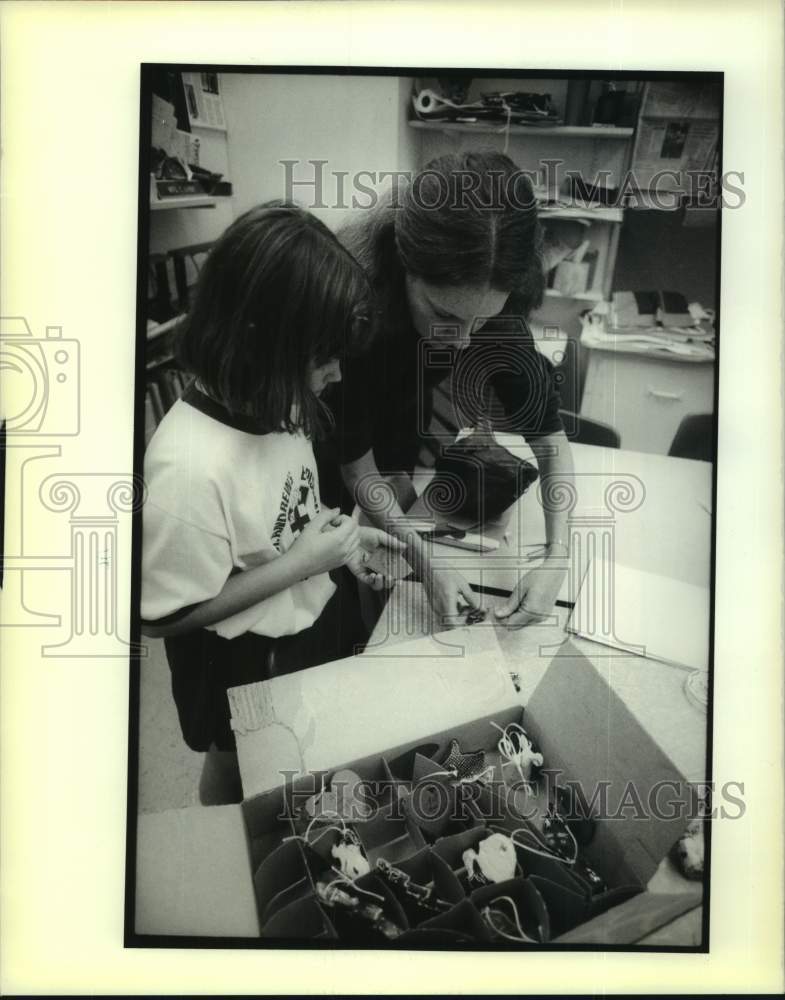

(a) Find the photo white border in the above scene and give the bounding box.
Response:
[1,0,783,993]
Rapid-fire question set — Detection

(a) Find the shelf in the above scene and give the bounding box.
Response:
[147,314,184,341]
[150,196,217,211]
[538,202,624,224]
[409,120,634,139]
[622,189,684,211]
[545,288,604,303]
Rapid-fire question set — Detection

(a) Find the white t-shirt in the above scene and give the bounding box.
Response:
[141,387,335,639]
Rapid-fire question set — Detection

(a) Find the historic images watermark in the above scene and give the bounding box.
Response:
[279,770,745,826]
[1,316,145,656]
[281,158,744,211]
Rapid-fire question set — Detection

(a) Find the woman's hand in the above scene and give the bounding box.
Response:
[493,555,568,629]
[423,566,481,629]
[289,508,359,577]
[346,527,408,591]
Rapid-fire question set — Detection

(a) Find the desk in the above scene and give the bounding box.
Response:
[368,440,710,787]
[405,441,712,602]
[580,343,715,455]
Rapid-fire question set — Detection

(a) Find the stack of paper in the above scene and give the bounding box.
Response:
[567,559,710,673]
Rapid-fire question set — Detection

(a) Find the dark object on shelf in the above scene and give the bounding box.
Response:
[413,88,561,126]
[155,178,204,199]
[657,290,692,327]
[157,155,189,180]
[558,409,620,449]
[564,79,592,126]
[668,414,714,463]
[435,76,472,105]
[593,86,641,127]
[149,68,192,133]
[189,163,232,196]
[482,91,558,119]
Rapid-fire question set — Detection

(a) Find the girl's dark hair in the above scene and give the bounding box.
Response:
[340,151,544,335]
[177,201,371,436]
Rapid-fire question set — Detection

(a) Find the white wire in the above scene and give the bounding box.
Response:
[509,822,579,867]
[492,721,543,787]
[482,895,531,942]
[327,866,385,904]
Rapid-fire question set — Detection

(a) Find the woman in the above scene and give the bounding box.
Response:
[321,151,574,629]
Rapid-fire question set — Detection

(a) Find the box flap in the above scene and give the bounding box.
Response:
[230,625,520,800]
[553,891,702,944]
[135,805,260,937]
[524,640,701,886]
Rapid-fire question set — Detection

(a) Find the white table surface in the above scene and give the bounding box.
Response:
[367,441,711,788]
[403,440,712,602]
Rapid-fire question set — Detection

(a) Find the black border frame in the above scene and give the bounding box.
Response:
[126,63,722,953]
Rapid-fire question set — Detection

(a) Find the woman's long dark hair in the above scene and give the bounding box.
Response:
[177,201,371,436]
[340,151,544,337]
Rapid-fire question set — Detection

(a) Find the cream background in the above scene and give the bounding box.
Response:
[1,0,783,994]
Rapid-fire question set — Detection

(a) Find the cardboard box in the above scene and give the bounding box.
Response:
[134,635,703,945]
[228,625,520,800]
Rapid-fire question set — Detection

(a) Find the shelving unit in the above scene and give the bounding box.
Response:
[409,120,633,139]
[538,202,624,224]
[408,107,632,305]
[545,288,604,303]
[151,195,217,211]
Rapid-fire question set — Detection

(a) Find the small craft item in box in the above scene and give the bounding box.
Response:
[470,876,550,943]
[314,873,408,945]
[375,850,464,927]
[240,678,701,944]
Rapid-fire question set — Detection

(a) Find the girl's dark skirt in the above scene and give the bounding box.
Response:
[164,569,367,752]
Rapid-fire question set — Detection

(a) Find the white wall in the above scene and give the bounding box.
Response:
[220,72,420,231]
[147,73,418,300]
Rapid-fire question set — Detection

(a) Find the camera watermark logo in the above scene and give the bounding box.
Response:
[1,316,144,656]
[1,317,80,435]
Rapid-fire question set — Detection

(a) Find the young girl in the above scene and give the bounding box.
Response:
[141,202,401,774]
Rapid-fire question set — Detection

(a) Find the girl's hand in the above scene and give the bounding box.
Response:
[493,557,568,629]
[423,566,480,629]
[289,508,359,577]
[346,527,407,590]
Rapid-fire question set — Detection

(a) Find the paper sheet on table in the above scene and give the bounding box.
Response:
[567,559,710,672]
[229,624,519,800]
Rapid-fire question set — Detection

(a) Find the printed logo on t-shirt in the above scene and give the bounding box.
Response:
[271,465,320,552]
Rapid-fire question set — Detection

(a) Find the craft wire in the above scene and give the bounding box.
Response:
[508,823,579,866]
[491,721,543,788]
[327,867,386,904]
[482,895,530,942]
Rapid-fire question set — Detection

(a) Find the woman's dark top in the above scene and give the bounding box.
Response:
[317,216,563,503]
[323,293,563,473]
